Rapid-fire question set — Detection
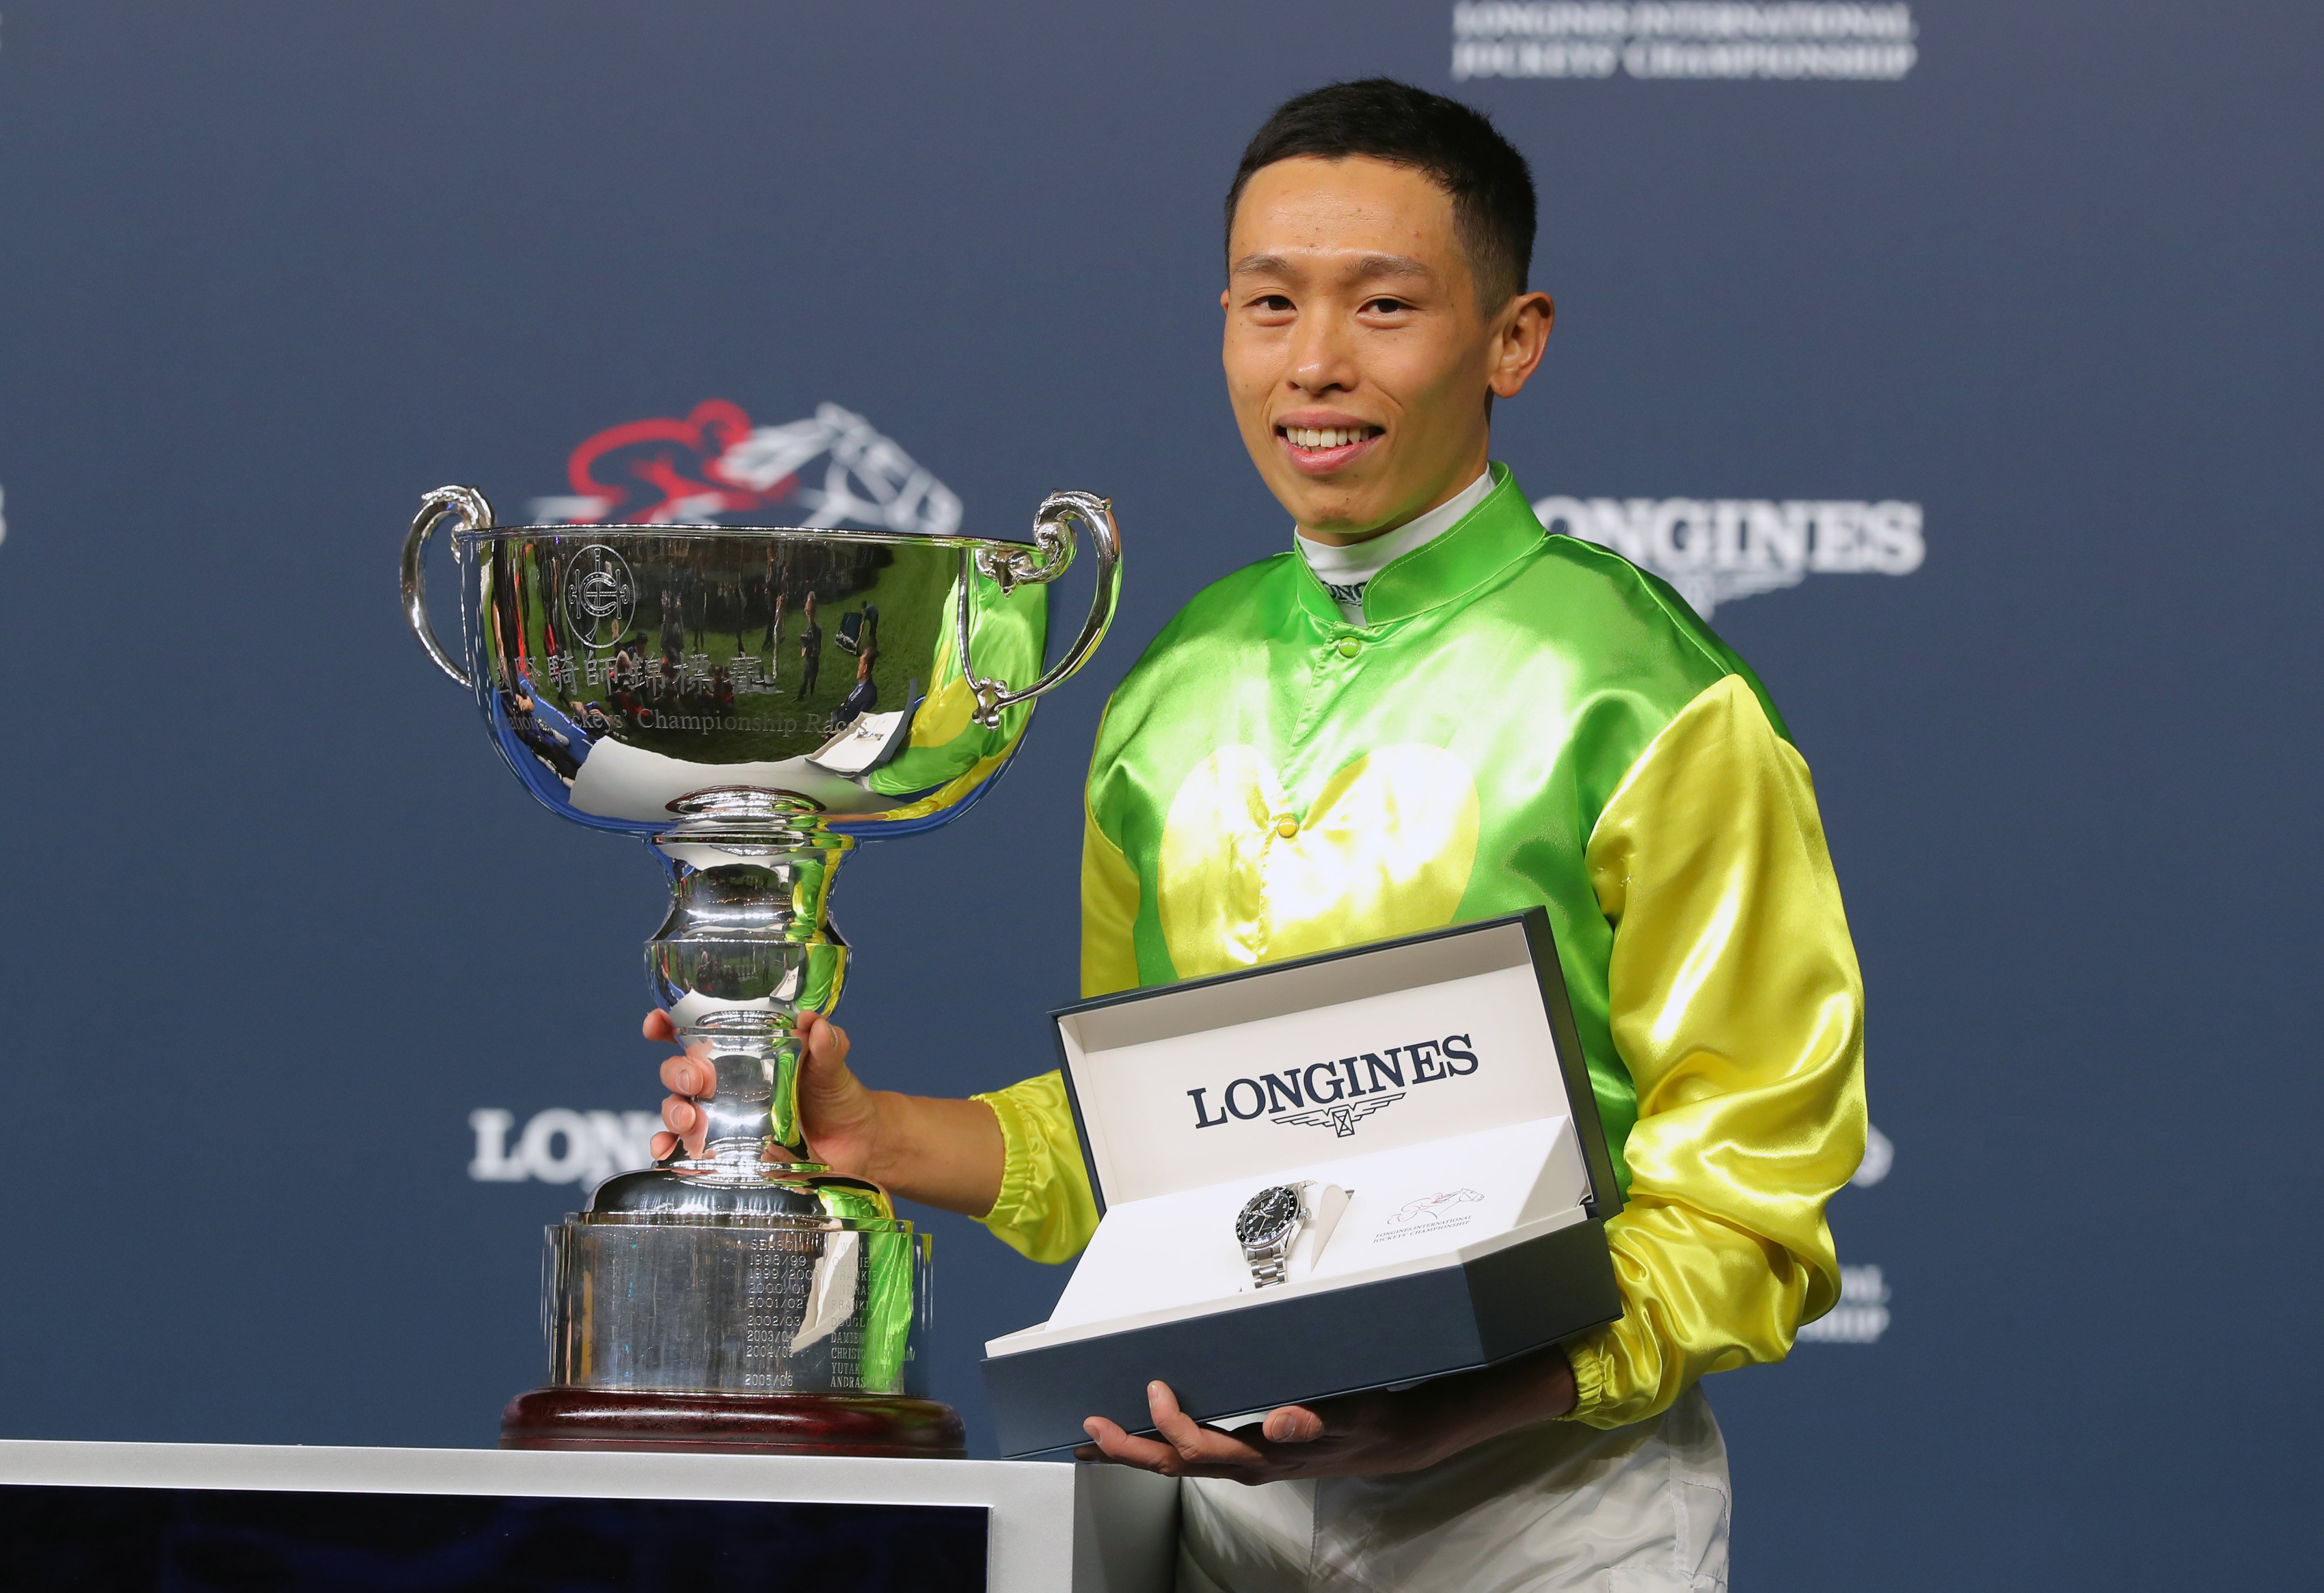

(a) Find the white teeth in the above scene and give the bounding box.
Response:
[1287,426,1369,449]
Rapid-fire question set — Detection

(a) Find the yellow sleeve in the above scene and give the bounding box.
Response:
[972,1071,1100,1263]
[1560,673,1867,1429]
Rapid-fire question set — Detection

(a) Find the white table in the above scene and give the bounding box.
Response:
[0,1439,1180,1592]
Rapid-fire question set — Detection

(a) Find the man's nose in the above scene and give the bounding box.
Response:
[1287,313,1359,395]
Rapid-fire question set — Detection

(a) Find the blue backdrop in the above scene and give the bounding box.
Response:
[1,3,2317,1584]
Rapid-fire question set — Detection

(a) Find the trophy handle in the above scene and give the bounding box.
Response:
[957,490,1122,729]
[402,484,494,689]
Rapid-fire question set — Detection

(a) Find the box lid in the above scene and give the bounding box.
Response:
[1051,909,1622,1223]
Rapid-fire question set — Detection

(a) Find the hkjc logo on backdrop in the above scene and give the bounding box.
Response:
[468,397,960,1190]
[528,397,961,536]
[1453,2,1917,82]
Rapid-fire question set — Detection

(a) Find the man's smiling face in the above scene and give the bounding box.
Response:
[1222,154,1551,543]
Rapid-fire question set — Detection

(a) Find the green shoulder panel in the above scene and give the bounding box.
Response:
[1544,537,1794,748]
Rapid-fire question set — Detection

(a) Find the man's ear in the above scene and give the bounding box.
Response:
[1488,292,1556,400]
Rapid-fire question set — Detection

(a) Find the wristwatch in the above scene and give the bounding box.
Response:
[1235,1182,1306,1288]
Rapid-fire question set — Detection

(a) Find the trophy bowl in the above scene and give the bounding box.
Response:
[401,483,1121,1455]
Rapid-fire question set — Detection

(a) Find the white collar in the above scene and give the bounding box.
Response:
[1295,469,1495,619]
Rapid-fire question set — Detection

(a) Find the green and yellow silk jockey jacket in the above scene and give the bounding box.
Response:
[970,464,1867,1431]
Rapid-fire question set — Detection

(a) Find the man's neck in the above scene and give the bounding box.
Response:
[1295,467,1497,625]
[1296,452,1496,547]
[1298,467,1495,553]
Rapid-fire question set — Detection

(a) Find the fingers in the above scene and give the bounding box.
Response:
[1260,1405,1325,1444]
[1147,1385,1230,1465]
[645,1010,705,1154]
[655,1051,713,1158]
[1078,1389,1354,1480]
[650,1012,847,1093]
[1076,1413,1277,1481]
[1092,1375,1273,1477]
[645,1009,855,1168]
[1147,1380,1210,1450]
[1079,1415,1190,1474]
[795,1010,851,1074]
[794,1011,865,1118]
[658,1055,713,1097]
[660,1093,707,1158]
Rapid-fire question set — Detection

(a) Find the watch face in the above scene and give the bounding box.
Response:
[1236,1184,1301,1248]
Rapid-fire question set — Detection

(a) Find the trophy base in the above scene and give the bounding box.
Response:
[498,1387,967,1457]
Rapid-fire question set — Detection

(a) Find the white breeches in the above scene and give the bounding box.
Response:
[1175,1387,1729,1593]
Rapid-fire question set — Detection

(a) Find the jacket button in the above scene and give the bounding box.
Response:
[1336,638,1362,659]
[1274,816,1299,839]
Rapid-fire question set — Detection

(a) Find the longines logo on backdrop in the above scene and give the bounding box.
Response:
[1452,3,1917,82]
[1186,1033,1480,1137]
[1535,495,1924,618]
[528,397,960,535]
[469,1108,658,1186]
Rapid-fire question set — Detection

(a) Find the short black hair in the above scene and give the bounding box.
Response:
[1225,78,1536,307]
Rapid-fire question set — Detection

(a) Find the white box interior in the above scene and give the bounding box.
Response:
[988,920,1598,1359]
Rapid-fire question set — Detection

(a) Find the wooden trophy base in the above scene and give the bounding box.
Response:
[499,1387,968,1457]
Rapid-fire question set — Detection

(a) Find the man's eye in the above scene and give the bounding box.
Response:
[1363,297,1412,315]
[1251,294,1294,312]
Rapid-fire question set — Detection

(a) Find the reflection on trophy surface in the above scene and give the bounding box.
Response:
[402,483,1121,1455]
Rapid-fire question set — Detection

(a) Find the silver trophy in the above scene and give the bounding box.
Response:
[401,483,1119,1454]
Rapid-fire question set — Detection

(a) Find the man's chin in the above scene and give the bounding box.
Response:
[1272,479,1400,540]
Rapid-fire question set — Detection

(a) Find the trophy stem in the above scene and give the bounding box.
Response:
[644,787,852,1185]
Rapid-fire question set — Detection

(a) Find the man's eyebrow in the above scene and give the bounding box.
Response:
[1228,252,1297,279]
[1346,252,1439,285]
[1227,251,1441,285]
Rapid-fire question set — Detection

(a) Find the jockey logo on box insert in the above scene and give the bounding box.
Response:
[1186,1034,1480,1137]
